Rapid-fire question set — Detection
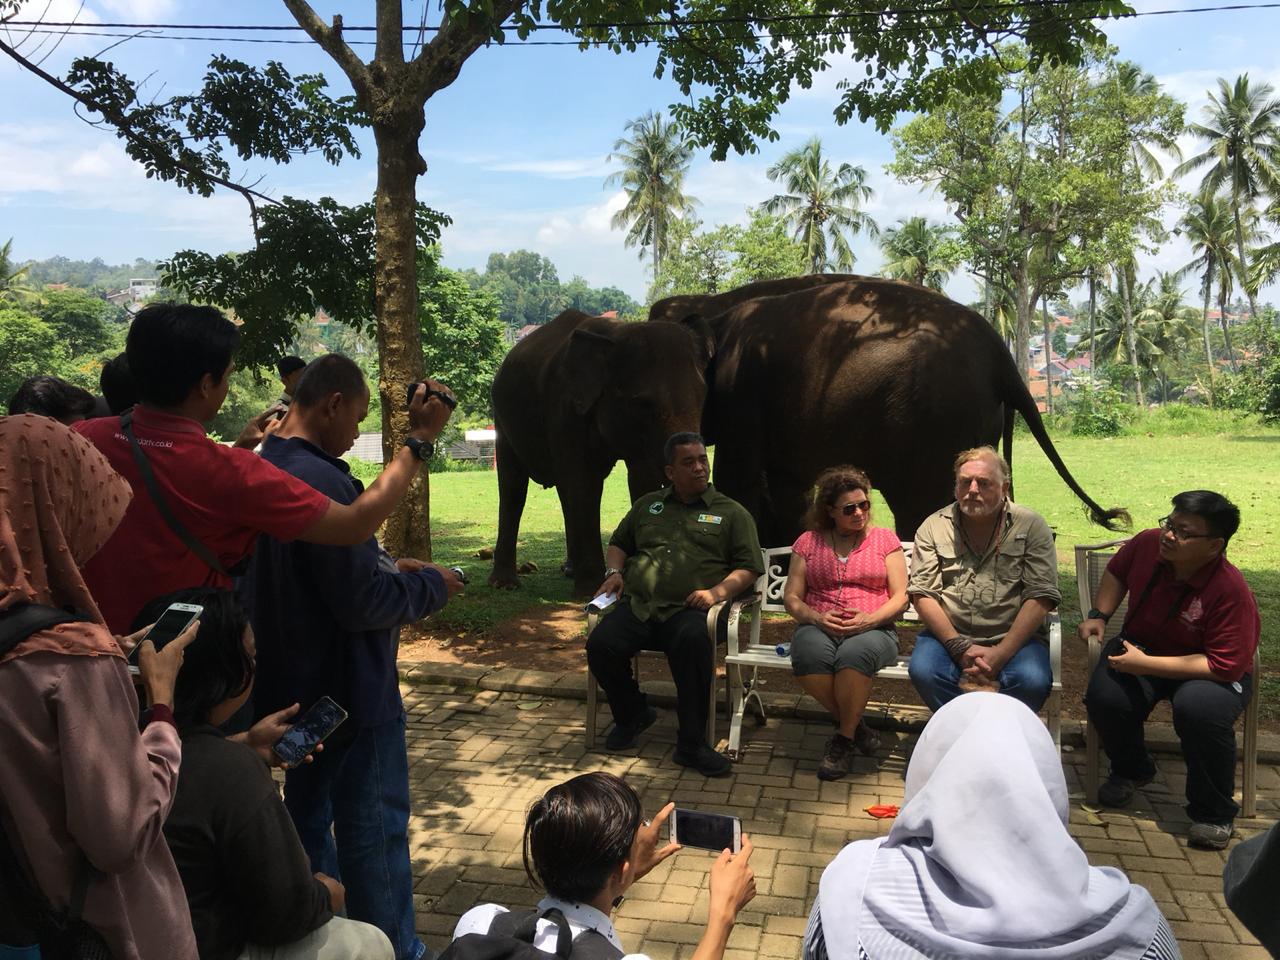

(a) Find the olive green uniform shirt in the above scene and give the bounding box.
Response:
[908,501,1060,644]
[609,484,764,624]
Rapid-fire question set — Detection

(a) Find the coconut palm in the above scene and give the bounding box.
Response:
[764,137,878,273]
[0,237,35,306]
[606,112,698,277]
[1135,272,1200,402]
[1175,74,1280,322]
[1179,190,1244,380]
[878,217,960,290]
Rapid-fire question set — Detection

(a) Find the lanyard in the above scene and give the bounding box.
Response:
[1125,565,1193,629]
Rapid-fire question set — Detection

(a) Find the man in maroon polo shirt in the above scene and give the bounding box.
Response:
[75,303,454,632]
[1081,490,1260,850]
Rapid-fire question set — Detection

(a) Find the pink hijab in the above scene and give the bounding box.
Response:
[0,414,132,663]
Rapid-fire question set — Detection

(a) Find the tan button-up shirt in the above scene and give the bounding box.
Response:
[908,501,1060,644]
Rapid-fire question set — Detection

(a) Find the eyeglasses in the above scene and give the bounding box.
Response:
[1158,516,1215,542]
[841,501,872,515]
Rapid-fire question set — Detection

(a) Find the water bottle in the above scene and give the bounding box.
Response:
[775,641,791,658]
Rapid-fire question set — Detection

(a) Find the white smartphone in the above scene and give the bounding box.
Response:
[669,808,742,853]
[127,602,203,675]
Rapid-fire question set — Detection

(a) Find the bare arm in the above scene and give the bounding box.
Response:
[596,544,629,597]
[1108,643,1225,681]
[689,837,756,960]
[868,548,910,626]
[914,595,960,643]
[687,568,758,610]
[1078,569,1128,642]
[782,553,815,624]
[994,596,1055,655]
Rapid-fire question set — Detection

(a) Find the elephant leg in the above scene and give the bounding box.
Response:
[557,469,608,598]
[625,459,665,505]
[878,455,958,541]
[709,436,766,530]
[489,433,529,589]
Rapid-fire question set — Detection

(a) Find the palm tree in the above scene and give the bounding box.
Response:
[0,237,35,305]
[1179,190,1243,383]
[606,112,698,278]
[764,137,878,273]
[1175,74,1280,322]
[878,217,960,290]
[1135,272,1200,403]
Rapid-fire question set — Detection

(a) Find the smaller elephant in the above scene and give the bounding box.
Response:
[490,310,713,596]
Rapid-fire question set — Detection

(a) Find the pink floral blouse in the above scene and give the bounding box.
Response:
[792,526,901,615]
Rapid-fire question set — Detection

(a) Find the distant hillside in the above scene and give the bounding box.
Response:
[21,255,162,293]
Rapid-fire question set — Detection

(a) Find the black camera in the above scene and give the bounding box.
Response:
[449,566,469,585]
[405,383,457,411]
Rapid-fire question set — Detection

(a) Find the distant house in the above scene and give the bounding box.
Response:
[128,278,158,300]
[597,310,618,320]
[515,324,541,342]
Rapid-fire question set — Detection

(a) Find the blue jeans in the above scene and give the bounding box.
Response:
[284,713,427,960]
[908,631,1052,713]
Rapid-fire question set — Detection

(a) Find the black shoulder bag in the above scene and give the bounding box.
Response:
[0,603,113,959]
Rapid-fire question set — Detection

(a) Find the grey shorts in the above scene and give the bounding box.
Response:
[791,624,900,677]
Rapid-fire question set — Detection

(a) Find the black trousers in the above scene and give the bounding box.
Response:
[586,600,713,750]
[1085,657,1251,824]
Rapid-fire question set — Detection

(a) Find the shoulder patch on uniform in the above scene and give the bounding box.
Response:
[648,501,665,515]
[697,513,723,524]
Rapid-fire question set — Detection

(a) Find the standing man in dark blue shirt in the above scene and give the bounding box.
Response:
[242,354,462,960]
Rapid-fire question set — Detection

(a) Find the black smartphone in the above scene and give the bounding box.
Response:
[127,602,203,675]
[669,808,742,853]
[272,696,348,768]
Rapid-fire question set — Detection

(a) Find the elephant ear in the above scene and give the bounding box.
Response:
[566,327,614,415]
[679,313,716,366]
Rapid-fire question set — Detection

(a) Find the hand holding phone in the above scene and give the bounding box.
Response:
[273,697,348,768]
[128,602,203,676]
[669,808,742,853]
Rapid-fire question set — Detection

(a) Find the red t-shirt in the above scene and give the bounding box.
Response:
[1107,528,1260,681]
[75,408,330,632]
[792,526,902,614]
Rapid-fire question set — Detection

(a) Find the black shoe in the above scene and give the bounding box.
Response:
[852,721,881,755]
[817,734,855,781]
[1098,773,1154,808]
[1188,821,1233,850]
[673,744,732,777]
[604,707,657,751]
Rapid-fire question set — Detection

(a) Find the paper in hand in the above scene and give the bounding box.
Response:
[586,591,618,612]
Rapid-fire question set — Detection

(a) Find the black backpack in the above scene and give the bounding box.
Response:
[0,603,114,959]
[439,908,623,960]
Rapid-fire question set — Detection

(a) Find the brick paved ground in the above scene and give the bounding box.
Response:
[402,678,1278,960]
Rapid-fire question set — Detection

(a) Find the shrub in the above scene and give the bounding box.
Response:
[1065,384,1130,437]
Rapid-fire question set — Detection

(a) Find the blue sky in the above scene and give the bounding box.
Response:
[3,0,1280,304]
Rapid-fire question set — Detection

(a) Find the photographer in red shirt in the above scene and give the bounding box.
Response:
[1082,490,1260,850]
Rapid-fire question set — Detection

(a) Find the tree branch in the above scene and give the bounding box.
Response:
[281,0,372,101]
[410,0,526,99]
[0,33,275,240]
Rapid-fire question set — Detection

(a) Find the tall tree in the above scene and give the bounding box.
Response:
[0,238,35,306]
[1175,74,1280,325]
[1179,189,1241,384]
[606,112,697,278]
[878,217,962,290]
[1135,272,1200,402]
[764,137,878,273]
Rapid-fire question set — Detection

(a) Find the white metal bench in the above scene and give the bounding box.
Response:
[722,542,1063,759]
[1075,539,1259,818]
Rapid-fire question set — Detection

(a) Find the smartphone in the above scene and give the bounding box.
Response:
[669,809,742,853]
[272,696,349,768]
[127,602,203,675]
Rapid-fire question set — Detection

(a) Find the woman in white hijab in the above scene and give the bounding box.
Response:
[804,693,1179,960]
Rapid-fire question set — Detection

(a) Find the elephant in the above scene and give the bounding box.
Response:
[489,309,714,595]
[650,276,1126,547]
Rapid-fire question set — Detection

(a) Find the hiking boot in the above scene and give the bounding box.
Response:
[852,721,881,756]
[1097,774,1154,808]
[604,707,657,751]
[1188,821,1233,850]
[673,744,732,777]
[817,733,855,781]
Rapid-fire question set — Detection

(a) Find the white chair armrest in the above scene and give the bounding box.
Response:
[1048,611,1062,686]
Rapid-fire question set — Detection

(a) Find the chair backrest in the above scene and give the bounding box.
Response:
[754,541,919,622]
[1073,539,1131,642]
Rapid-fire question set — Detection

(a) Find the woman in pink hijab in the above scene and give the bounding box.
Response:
[0,414,198,959]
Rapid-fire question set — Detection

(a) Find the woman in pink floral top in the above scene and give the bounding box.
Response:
[783,466,909,781]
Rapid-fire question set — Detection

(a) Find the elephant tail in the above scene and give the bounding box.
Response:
[1000,355,1131,531]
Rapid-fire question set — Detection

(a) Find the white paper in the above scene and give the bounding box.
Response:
[587,591,618,611]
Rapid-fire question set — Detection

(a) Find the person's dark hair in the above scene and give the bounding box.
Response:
[1171,490,1241,544]
[125,303,240,408]
[7,375,97,423]
[522,772,642,903]
[292,354,367,408]
[99,353,139,414]
[131,588,253,731]
[664,431,705,465]
[806,465,873,531]
[276,355,306,379]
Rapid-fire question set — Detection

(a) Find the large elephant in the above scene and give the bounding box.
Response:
[650,276,1126,546]
[490,309,714,595]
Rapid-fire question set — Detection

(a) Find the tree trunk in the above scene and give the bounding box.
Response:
[1219,281,1238,373]
[1200,270,1216,405]
[373,117,431,560]
[1231,189,1259,322]
[1117,266,1142,403]
[1087,270,1097,388]
[1041,295,1053,415]
[1013,276,1032,385]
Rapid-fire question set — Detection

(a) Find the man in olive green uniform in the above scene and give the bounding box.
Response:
[907,446,1061,712]
[588,433,763,777]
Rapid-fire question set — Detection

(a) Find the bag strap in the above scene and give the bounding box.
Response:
[121,410,227,577]
[0,604,78,658]
[491,908,574,958]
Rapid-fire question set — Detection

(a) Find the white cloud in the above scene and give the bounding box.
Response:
[487,156,611,180]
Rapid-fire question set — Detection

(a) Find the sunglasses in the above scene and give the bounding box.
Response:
[840,501,872,515]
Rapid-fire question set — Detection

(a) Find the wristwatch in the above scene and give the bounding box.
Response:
[404,436,434,461]
[604,567,623,578]
[1087,607,1111,623]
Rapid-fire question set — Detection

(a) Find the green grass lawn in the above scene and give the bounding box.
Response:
[380,408,1280,677]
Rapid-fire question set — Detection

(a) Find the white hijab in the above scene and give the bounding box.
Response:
[819,694,1165,960]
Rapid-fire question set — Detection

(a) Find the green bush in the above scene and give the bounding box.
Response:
[1064,384,1131,437]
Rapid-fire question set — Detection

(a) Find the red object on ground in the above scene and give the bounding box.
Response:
[865,804,899,819]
